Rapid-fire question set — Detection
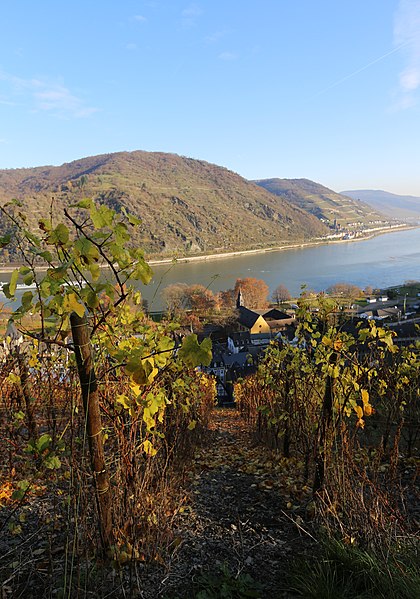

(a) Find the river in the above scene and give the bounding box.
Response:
[145,227,420,309]
[1,227,420,311]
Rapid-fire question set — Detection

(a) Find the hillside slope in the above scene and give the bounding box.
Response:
[254,178,388,227]
[0,151,328,259]
[342,189,420,221]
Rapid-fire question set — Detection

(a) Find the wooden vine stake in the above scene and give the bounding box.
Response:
[70,311,114,553]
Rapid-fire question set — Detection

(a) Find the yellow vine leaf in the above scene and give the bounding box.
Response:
[130,383,142,397]
[354,405,363,419]
[63,293,85,318]
[322,336,333,347]
[361,389,374,416]
[142,440,157,456]
[364,404,373,416]
[143,407,155,430]
[7,373,20,385]
[354,404,365,428]
[116,394,131,409]
[328,364,340,378]
[28,356,40,369]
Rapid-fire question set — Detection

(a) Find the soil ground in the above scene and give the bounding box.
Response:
[147,408,315,598]
[1,409,315,598]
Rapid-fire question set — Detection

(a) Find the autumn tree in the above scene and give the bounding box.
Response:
[163,282,190,315]
[234,277,269,309]
[187,284,218,314]
[163,283,218,316]
[217,288,236,310]
[272,284,291,306]
[326,282,361,299]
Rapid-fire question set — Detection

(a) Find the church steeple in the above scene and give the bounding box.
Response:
[236,288,244,308]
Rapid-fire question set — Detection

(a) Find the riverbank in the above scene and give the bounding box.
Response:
[0,224,416,275]
[147,224,414,266]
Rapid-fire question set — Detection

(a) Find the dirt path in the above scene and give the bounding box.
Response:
[156,408,314,598]
[0,409,314,598]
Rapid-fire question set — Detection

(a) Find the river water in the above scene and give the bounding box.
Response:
[145,227,420,309]
[1,228,420,311]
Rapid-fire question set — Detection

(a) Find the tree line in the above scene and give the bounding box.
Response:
[162,278,388,318]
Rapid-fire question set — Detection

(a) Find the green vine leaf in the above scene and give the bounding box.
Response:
[0,233,11,248]
[90,204,114,229]
[45,455,61,470]
[8,269,19,298]
[38,218,52,233]
[74,238,99,265]
[71,198,93,209]
[178,335,212,368]
[47,223,69,246]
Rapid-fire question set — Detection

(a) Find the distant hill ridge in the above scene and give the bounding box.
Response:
[254,178,386,226]
[0,151,328,259]
[341,189,420,221]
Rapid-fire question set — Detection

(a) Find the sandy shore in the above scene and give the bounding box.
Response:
[0,224,416,275]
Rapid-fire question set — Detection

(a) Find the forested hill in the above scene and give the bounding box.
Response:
[0,151,328,259]
[254,178,387,227]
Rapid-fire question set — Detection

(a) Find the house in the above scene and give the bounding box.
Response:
[203,340,261,403]
[227,331,252,353]
[261,308,296,333]
[237,305,296,336]
[222,351,254,369]
[204,344,228,398]
[359,307,400,321]
[237,306,271,335]
[229,331,251,350]
[262,308,294,320]
[248,332,272,347]
[201,292,298,403]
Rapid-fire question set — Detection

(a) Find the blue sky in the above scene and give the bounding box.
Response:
[1,0,420,194]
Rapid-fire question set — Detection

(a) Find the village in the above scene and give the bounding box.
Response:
[2,279,420,403]
[196,284,420,403]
